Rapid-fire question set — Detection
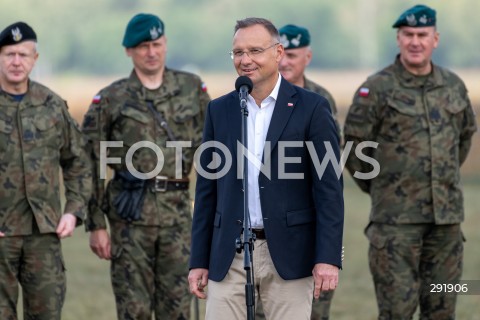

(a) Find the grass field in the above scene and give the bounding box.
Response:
[53,179,479,320]
[16,71,478,319]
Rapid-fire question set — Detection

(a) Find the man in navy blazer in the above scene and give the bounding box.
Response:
[188,17,344,320]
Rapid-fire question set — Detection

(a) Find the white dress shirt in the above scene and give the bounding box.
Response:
[246,74,281,228]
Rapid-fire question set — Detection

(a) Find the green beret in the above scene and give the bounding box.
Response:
[122,13,165,48]
[279,24,310,49]
[0,22,37,50]
[392,4,436,28]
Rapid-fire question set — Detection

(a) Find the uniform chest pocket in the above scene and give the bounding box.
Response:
[445,101,467,114]
[444,99,468,137]
[22,114,60,147]
[168,104,200,141]
[424,91,468,138]
[171,103,200,124]
[117,107,153,146]
[379,96,425,142]
[120,107,151,124]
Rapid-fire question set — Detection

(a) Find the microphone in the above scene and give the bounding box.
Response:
[235,76,253,105]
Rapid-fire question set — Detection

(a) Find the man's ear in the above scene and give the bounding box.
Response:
[305,48,312,66]
[275,43,285,63]
[433,31,439,49]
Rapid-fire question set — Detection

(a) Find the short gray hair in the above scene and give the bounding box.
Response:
[234,17,280,42]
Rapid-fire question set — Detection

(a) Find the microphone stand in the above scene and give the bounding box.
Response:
[235,94,256,320]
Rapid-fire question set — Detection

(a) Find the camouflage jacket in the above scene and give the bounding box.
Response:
[82,68,210,230]
[0,81,92,236]
[344,56,477,224]
[304,76,341,138]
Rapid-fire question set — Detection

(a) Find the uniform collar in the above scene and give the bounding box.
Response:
[394,54,445,89]
[0,80,51,108]
[127,68,181,102]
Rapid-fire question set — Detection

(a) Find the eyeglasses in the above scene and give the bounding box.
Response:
[229,43,279,60]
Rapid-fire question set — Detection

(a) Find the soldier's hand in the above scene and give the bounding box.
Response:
[89,229,111,260]
[0,231,4,237]
[56,213,77,239]
[312,263,339,299]
[188,268,209,299]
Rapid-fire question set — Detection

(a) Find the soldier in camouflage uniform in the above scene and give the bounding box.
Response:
[256,24,340,320]
[344,5,477,320]
[0,22,91,320]
[81,13,210,320]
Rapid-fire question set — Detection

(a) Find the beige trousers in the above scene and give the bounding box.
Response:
[205,239,314,320]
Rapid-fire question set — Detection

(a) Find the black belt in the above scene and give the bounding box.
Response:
[147,176,190,192]
[252,228,266,240]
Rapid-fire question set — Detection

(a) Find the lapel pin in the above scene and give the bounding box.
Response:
[287,102,294,107]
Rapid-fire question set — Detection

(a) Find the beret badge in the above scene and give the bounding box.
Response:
[406,14,417,26]
[149,26,162,40]
[11,27,22,42]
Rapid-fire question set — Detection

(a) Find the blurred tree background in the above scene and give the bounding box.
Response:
[1,0,479,77]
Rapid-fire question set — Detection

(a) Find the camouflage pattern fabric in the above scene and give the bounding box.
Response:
[0,81,91,319]
[0,81,91,235]
[109,220,191,320]
[82,68,209,319]
[0,232,66,320]
[366,223,463,320]
[310,291,335,320]
[82,69,208,229]
[344,56,477,319]
[344,56,477,223]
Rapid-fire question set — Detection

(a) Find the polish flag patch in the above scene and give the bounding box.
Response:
[92,95,102,104]
[201,82,208,92]
[358,87,370,97]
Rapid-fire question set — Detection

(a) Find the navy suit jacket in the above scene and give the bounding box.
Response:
[190,78,344,282]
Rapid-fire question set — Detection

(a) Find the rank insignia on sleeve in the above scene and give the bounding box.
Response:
[201,82,208,92]
[358,87,370,97]
[82,114,98,131]
[92,95,102,104]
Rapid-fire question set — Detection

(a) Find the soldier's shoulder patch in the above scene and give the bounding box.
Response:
[82,113,99,132]
[358,87,370,97]
[201,82,208,92]
[92,95,102,104]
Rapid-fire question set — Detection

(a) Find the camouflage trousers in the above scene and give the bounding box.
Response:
[0,233,66,320]
[109,220,191,320]
[366,223,463,320]
[255,290,335,320]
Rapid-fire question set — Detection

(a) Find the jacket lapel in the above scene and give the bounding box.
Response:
[265,78,298,152]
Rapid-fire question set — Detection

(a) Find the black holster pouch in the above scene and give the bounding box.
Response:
[112,171,147,222]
